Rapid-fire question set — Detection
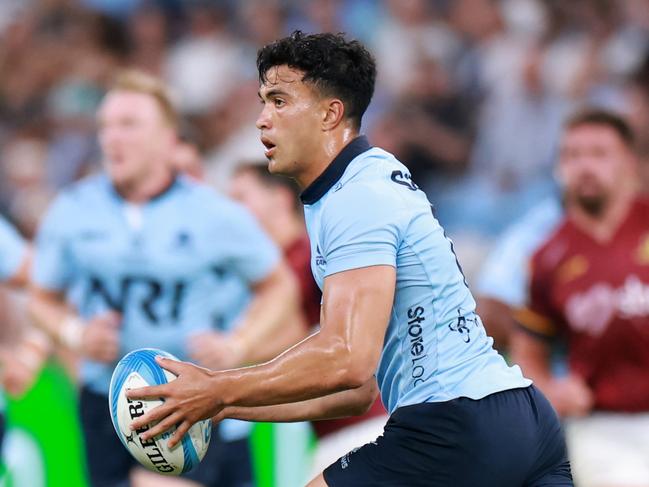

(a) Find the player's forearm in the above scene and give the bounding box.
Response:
[222,378,379,423]
[509,329,554,388]
[216,330,374,408]
[231,263,301,363]
[28,289,80,349]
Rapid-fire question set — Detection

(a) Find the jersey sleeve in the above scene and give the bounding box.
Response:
[514,254,558,339]
[216,201,280,284]
[320,184,403,277]
[0,215,27,281]
[32,194,75,291]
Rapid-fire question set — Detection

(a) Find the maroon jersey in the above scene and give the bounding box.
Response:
[518,198,649,412]
[285,234,322,328]
[285,234,386,437]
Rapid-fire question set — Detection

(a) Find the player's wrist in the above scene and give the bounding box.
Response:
[213,370,239,408]
[58,315,84,351]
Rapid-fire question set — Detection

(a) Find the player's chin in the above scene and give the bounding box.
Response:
[266,157,284,175]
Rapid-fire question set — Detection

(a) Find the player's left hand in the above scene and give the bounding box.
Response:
[126,356,224,448]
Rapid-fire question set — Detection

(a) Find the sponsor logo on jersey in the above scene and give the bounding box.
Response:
[565,275,649,335]
[172,231,193,250]
[390,170,419,191]
[315,245,326,267]
[408,306,428,386]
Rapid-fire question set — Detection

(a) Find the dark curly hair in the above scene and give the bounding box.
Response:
[565,109,635,149]
[257,30,377,130]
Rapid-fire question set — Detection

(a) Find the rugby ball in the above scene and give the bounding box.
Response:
[108,348,212,475]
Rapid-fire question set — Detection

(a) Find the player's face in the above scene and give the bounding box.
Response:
[558,124,635,215]
[97,91,175,187]
[256,65,327,179]
[229,170,275,226]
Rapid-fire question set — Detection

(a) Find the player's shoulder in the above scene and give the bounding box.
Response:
[328,147,418,210]
[49,172,112,212]
[529,216,574,276]
[174,176,247,212]
[175,176,260,227]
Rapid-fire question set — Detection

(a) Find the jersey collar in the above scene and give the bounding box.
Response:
[300,135,371,205]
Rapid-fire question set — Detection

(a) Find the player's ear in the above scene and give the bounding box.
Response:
[322,98,345,131]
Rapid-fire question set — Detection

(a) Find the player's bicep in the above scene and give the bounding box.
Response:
[320,265,396,380]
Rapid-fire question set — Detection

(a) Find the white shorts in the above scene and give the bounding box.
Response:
[566,412,649,486]
[310,414,388,476]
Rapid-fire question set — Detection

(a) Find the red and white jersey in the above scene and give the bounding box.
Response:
[518,198,649,412]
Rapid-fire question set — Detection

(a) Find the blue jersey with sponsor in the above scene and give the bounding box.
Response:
[302,137,531,414]
[32,174,280,438]
[0,215,26,281]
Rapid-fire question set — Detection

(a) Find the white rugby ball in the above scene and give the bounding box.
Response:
[108,348,212,475]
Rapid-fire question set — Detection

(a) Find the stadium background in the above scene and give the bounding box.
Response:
[0,0,648,485]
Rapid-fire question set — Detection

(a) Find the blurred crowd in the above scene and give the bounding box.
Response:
[1,0,648,253]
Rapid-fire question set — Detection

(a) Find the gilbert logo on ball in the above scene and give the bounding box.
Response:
[108,348,211,475]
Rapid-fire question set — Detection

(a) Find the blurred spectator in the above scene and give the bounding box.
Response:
[371,0,460,97]
[512,109,649,486]
[165,3,241,114]
[371,55,473,187]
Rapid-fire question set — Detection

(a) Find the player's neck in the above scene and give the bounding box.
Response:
[570,188,638,243]
[114,169,176,204]
[296,126,359,189]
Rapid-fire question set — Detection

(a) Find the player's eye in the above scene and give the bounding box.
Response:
[274,98,285,108]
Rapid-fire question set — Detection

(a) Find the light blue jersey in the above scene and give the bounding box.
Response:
[0,215,26,281]
[476,197,563,308]
[33,174,280,439]
[302,137,531,414]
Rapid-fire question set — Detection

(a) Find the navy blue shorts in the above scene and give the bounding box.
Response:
[324,385,572,487]
[80,387,253,487]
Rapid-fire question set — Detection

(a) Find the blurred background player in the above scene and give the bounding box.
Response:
[28,70,301,487]
[229,163,388,475]
[512,109,649,487]
[0,214,87,487]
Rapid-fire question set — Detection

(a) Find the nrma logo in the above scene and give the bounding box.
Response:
[315,245,326,267]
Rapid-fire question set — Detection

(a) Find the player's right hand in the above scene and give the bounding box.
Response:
[547,374,594,418]
[81,312,121,363]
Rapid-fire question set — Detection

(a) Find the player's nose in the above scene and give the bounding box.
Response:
[255,105,271,130]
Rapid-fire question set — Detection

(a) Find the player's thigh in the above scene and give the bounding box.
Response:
[306,473,329,487]
[310,415,387,476]
[566,413,649,487]
[132,468,203,487]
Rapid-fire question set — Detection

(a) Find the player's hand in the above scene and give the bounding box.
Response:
[81,312,121,363]
[188,331,245,370]
[547,374,594,417]
[0,329,50,397]
[126,356,223,448]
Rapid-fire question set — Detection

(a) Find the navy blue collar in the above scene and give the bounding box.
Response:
[300,136,372,205]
